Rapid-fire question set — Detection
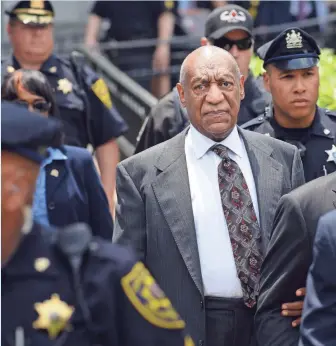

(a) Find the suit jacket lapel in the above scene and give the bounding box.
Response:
[239,129,284,250]
[152,131,204,295]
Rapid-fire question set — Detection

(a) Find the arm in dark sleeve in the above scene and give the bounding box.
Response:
[82,65,129,148]
[112,163,146,260]
[117,258,194,346]
[299,211,336,346]
[84,151,114,240]
[135,114,166,154]
[134,91,179,154]
[255,194,312,346]
[90,1,109,18]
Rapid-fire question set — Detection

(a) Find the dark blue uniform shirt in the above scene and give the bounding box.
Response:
[243,106,336,182]
[2,223,193,346]
[2,54,128,148]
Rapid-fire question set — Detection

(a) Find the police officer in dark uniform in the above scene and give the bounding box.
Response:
[135,4,271,153]
[86,0,180,97]
[242,27,336,182]
[2,101,193,346]
[2,1,128,213]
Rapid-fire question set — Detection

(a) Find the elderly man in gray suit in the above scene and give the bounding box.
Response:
[113,46,305,346]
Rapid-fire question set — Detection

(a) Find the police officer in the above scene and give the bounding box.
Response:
[1,101,193,346]
[135,4,271,153]
[242,27,336,182]
[2,1,129,213]
[85,0,179,97]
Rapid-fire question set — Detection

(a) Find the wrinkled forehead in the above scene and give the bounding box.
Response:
[191,63,236,82]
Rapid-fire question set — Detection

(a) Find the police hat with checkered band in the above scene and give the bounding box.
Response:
[257,27,321,71]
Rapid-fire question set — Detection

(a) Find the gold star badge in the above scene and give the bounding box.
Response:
[57,78,72,94]
[325,144,336,163]
[33,294,74,339]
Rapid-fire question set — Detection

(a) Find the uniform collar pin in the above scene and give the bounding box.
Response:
[49,66,57,73]
[50,169,59,177]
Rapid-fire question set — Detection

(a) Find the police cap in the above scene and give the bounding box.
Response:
[1,101,62,163]
[205,4,253,40]
[257,27,320,70]
[5,1,55,26]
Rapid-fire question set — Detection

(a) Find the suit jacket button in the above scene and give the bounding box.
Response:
[198,340,204,346]
[48,202,55,210]
[200,300,204,309]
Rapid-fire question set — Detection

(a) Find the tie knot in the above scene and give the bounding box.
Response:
[211,144,229,160]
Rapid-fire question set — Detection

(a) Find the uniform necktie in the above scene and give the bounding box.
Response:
[212,144,263,308]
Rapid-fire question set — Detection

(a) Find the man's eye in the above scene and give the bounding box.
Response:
[281,75,294,79]
[220,81,232,87]
[304,71,314,76]
[195,84,205,90]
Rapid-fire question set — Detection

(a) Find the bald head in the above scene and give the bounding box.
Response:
[176,45,245,142]
[179,46,241,87]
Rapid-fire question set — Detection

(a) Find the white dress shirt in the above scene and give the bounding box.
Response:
[185,125,260,298]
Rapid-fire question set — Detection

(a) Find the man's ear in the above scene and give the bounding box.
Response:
[3,181,25,213]
[7,22,12,37]
[200,37,210,46]
[176,83,186,107]
[239,74,245,100]
[263,68,271,93]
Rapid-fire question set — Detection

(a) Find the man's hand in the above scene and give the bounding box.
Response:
[281,287,306,327]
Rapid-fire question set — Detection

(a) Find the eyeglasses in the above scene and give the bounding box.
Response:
[13,99,51,113]
[213,37,253,51]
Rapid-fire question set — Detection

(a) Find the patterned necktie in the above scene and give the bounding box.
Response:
[212,144,263,308]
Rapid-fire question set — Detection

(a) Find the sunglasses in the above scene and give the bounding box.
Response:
[13,99,51,113]
[213,36,253,51]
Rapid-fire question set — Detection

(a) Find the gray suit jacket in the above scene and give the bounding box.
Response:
[113,127,305,344]
[299,209,336,346]
[256,172,336,346]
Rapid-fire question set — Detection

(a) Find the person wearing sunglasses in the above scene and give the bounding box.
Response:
[1,69,114,240]
[135,4,271,154]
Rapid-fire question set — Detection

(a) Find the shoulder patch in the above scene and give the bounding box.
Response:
[184,336,195,346]
[91,78,112,109]
[121,262,185,329]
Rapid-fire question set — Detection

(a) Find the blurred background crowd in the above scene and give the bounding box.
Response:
[2,0,336,98]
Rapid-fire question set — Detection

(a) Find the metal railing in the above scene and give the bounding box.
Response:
[78,46,159,157]
[2,12,335,158]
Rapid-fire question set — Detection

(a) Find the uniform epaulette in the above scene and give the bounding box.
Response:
[240,113,266,129]
[89,237,136,262]
[55,55,72,68]
[89,239,140,277]
[325,109,336,118]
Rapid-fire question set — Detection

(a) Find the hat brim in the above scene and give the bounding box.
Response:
[208,26,252,40]
[273,57,319,71]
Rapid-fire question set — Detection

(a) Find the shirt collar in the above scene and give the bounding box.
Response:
[189,125,244,160]
[10,54,59,75]
[41,147,67,168]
